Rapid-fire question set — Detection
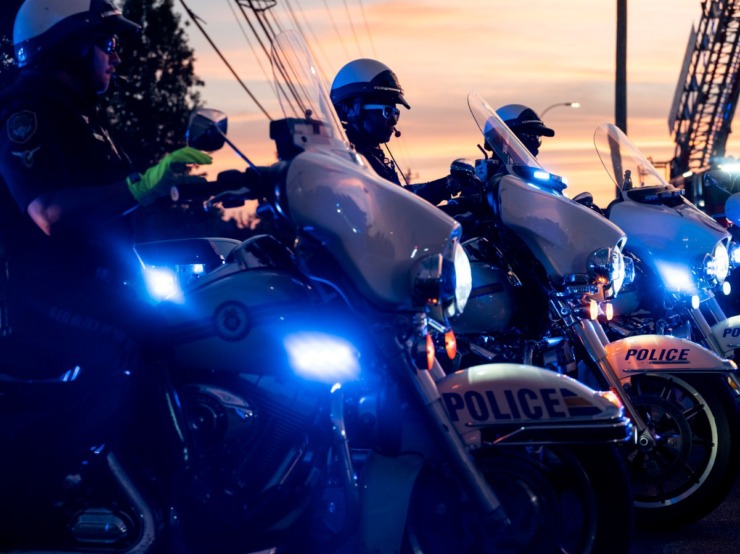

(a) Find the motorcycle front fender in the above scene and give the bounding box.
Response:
[709,315,740,357]
[603,334,737,383]
[436,364,632,447]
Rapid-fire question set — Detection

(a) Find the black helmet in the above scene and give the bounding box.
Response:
[496,104,554,138]
[496,104,554,156]
[330,58,410,110]
[13,0,141,68]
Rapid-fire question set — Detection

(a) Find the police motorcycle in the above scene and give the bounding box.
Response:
[433,91,740,530]
[0,31,636,554]
[584,123,740,366]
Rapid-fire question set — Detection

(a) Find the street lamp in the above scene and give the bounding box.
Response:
[540,102,581,118]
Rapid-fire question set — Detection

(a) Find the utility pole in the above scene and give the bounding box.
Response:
[616,0,627,134]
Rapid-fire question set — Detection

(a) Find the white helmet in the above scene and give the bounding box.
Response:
[330,58,410,110]
[13,0,140,68]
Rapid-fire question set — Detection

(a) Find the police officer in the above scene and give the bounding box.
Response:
[0,0,211,537]
[496,103,555,157]
[330,58,463,205]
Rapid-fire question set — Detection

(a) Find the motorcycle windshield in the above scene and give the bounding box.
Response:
[270,32,461,310]
[594,122,729,285]
[468,92,563,194]
[271,31,353,157]
[593,123,669,192]
[467,91,625,280]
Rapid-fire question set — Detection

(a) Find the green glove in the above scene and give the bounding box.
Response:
[127,147,212,205]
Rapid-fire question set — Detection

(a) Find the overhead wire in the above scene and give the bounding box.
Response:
[321,0,351,59]
[356,0,377,58]
[341,0,363,57]
[177,0,273,120]
[234,1,301,116]
[282,0,334,83]
[225,0,272,85]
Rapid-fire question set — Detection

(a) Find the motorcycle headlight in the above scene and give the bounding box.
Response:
[412,239,472,318]
[702,241,730,286]
[449,240,472,316]
[587,245,626,297]
[729,241,740,268]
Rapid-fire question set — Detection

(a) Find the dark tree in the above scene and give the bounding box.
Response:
[0,0,23,89]
[104,0,204,169]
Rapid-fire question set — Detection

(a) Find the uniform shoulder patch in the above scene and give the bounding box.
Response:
[7,111,38,144]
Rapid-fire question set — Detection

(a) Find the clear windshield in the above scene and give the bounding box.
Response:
[270,31,352,154]
[593,123,668,191]
[468,91,544,171]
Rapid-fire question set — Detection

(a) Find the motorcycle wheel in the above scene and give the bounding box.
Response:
[403,444,633,554]
[623,373,740,530]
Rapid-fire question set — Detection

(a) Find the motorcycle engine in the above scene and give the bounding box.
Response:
[173,372,331,542]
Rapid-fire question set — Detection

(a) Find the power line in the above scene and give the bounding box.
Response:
[225,0,272,85]
[282,0,334,83]
[178,0,273,120]
[341,0,363,57]
[356,0,377,58]
[321,0,351,59]
[232,1,301,116]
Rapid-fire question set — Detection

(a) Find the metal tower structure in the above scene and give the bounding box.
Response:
[669,0,740,193]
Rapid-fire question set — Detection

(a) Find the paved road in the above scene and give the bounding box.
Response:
[632,473,740,553]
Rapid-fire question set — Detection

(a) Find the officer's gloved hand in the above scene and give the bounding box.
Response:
[447,158,481,197]
[127,147,212,205]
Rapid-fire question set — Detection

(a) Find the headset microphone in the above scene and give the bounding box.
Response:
[394,128,401,138]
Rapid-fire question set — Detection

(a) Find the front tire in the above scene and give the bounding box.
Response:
[404,444,633,553]
[623,373,740,529]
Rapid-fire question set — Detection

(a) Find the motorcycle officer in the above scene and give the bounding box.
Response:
[496,103,555,157]
[330,58,466,204]
[0,0,211,538]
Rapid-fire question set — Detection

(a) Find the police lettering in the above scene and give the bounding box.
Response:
[624,348,690,362]
[722,327,740,338]
[442,387,568,423]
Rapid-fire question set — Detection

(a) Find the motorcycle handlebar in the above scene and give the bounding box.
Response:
[170,168,267,205]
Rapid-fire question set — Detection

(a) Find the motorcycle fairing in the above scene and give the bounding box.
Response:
[284,149,461,310]
[497,174,626,281]
[609,196,729,267]
[603,334,737,382]
[436,363,629,446]
[158,268,317,373]
[709,315,740,356]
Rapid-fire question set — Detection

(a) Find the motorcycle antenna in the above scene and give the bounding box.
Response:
[383,144,410,186]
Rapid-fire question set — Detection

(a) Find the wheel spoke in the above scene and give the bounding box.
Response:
[682,402,706,422]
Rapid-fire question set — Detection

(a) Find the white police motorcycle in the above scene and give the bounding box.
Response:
[122,32,639,553]
[586,123,740,364]
[434,92,740,530]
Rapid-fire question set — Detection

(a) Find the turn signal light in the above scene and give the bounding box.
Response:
[445,330,457,359]
[589,299,599,320]
[604,302,614,321]
[426,334,435,370]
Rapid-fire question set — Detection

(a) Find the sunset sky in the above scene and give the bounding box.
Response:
[170,0,715,207]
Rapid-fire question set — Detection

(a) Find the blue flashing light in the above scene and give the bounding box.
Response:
[285,332,361,384]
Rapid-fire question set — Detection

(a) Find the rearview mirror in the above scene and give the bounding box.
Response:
[186,108,228,152]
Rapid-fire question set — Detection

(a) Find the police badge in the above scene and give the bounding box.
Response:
[7,111,37,144]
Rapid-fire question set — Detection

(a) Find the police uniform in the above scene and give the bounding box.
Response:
[355,143,452,205]
[0,69,137,289]
[0,70,162,470]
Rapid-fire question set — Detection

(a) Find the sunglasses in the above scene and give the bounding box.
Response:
[363,104,400,121]
[95,35,121,55]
